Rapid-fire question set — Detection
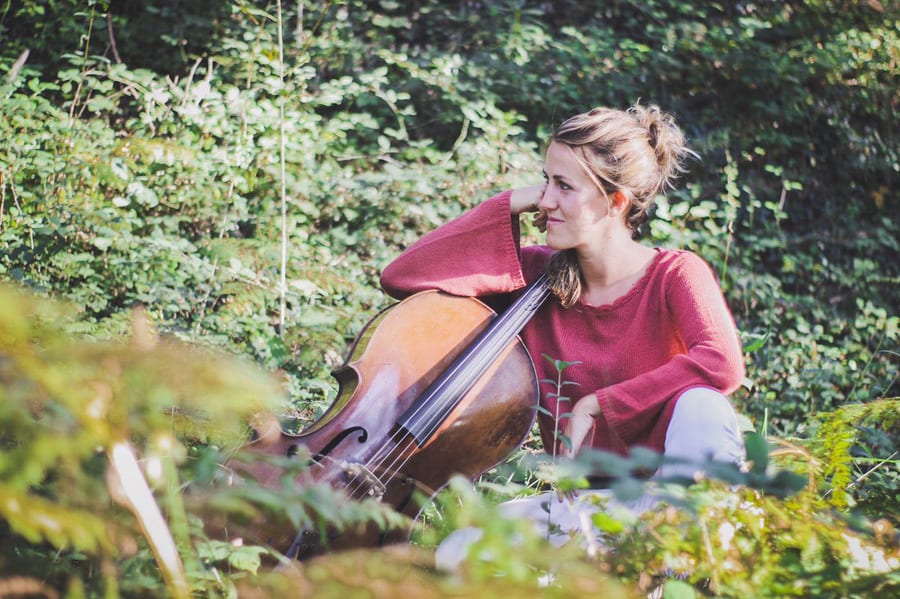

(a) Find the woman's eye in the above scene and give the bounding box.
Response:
[559,182,571,191]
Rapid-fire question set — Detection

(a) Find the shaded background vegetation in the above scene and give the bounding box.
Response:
[1,0,897,596]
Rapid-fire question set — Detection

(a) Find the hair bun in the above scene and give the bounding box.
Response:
[629,102,694,188]
[647,120,660,152]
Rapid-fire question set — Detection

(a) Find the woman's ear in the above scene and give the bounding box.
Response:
[612,190,629,212]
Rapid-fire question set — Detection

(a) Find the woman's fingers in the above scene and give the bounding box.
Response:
[562,411,592,458]
[562,394,601,458]
[510,184,546,215]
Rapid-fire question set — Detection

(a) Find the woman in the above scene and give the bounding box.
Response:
[380,102,746,559]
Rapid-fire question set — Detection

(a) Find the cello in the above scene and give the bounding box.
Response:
[231,273,551,559]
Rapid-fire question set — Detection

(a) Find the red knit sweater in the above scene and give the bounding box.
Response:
[380,191,745,455]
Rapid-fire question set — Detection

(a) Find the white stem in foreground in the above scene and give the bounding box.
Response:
[108,442,189,599]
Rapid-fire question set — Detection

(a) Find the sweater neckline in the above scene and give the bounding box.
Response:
[576,247,665,312]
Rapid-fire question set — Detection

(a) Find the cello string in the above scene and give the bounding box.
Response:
[400,274,551,443]
[362,274,551,491]
[399,273,550,441]
[346,275,551,499]
[372,292,548,492]
[354,274,549,484]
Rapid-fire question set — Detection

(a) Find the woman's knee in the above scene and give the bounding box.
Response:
[664,387,744,467]
[672,387,739,428]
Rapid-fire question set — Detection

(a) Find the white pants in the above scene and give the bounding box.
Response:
[435,387,745,569]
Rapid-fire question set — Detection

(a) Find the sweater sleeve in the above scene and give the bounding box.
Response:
[380,191,527,299]
[594,252,746,447]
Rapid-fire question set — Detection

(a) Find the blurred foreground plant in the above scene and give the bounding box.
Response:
[414,421,898,599]
[0,283,407,596]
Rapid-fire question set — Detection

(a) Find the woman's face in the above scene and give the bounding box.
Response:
[538,141,617,251]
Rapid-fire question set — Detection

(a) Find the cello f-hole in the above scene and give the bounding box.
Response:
[312,426,370,462]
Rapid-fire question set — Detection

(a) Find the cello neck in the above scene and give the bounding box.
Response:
[396,273,551,445]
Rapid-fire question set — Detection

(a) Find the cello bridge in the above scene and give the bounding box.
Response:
[340,461,386,500]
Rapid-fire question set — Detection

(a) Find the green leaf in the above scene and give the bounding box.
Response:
[610,477,645,502]
[92,237,113,251]
[591,510,626,534]
[663,580,697,599]
[227,545,266,574]
[744,432,770,475]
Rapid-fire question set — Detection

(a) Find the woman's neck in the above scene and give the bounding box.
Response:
[576,235,657,306]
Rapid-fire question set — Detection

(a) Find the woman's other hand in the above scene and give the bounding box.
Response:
[510,184,548,232]
[561,393,601,458]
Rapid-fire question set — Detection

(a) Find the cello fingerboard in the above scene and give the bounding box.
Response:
[396,273,551,445]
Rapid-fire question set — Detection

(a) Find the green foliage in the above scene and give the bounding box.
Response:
[0,0,898,595]
[809,398,900,515]
[3,0,894,435]
[0,284,414,595]
[538,353,582,455]
[410,438,896,598]
[0,283,264,591]
[609,482,899,598]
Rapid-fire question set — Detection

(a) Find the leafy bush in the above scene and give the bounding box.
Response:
[1,0,898,595]
[0,284,413,595]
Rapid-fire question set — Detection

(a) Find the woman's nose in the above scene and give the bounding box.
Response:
[537,186,555,210]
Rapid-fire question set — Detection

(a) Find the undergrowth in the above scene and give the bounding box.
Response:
[1,0,897,596]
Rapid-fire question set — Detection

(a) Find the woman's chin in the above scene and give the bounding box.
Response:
[544,235,570,251]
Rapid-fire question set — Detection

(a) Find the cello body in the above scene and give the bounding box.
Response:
[234,288,542,557]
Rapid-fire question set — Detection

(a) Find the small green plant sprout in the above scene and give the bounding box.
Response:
[539,354,583,458]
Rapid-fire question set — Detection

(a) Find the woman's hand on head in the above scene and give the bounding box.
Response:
[510,184,548,232]
[561,393,601,458]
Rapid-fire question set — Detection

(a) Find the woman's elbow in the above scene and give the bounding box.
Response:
[379,265,407,300]
[717,350,746,394]
[698,344,746,393]
[380,259,426,300]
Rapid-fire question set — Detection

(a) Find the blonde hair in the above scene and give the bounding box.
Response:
[545,102,695,307]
